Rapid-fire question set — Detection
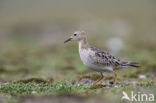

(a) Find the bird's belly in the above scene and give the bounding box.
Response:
[79,51,113,72]
[87,63,113,72]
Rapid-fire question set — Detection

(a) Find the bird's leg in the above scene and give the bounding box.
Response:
[113,70,118,84]
[91,72,104,87]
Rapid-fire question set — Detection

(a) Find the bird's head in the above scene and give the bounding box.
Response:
[64,31,86,43]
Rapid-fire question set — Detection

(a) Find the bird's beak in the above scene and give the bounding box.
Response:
[64,38,72,43]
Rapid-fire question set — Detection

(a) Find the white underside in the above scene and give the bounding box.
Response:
[79,45,113,72]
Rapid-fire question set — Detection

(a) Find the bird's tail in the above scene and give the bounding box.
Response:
[121,62,140,68]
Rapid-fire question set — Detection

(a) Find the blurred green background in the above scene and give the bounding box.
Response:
[0,0,156,103]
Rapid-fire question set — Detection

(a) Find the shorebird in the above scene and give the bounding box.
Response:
[64,31,139,86]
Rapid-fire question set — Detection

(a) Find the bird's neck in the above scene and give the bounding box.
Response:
[78,38,89,50]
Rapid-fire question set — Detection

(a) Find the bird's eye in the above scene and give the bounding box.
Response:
[74,34,77,36]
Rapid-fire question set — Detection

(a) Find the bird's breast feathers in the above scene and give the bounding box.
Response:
[79,48,114,71]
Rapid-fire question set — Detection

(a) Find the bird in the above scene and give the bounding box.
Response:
[64,31,140,87]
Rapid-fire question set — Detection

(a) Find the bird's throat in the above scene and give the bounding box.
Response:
[79,38,89,50]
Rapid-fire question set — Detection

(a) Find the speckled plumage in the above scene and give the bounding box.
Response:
[65,31,139,72]
[64,31,139,85]
[79,45,139,72]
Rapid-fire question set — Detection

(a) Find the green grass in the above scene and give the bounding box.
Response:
[0,82,89,96]
[0,79,155,103]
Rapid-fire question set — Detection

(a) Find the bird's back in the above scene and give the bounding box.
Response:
[88,46,122,68]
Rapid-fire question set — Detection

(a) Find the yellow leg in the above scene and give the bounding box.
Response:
[113,70,118,84]
[91,72,104,87]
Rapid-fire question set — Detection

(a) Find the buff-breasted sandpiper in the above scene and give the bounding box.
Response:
[64,31,140,87]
